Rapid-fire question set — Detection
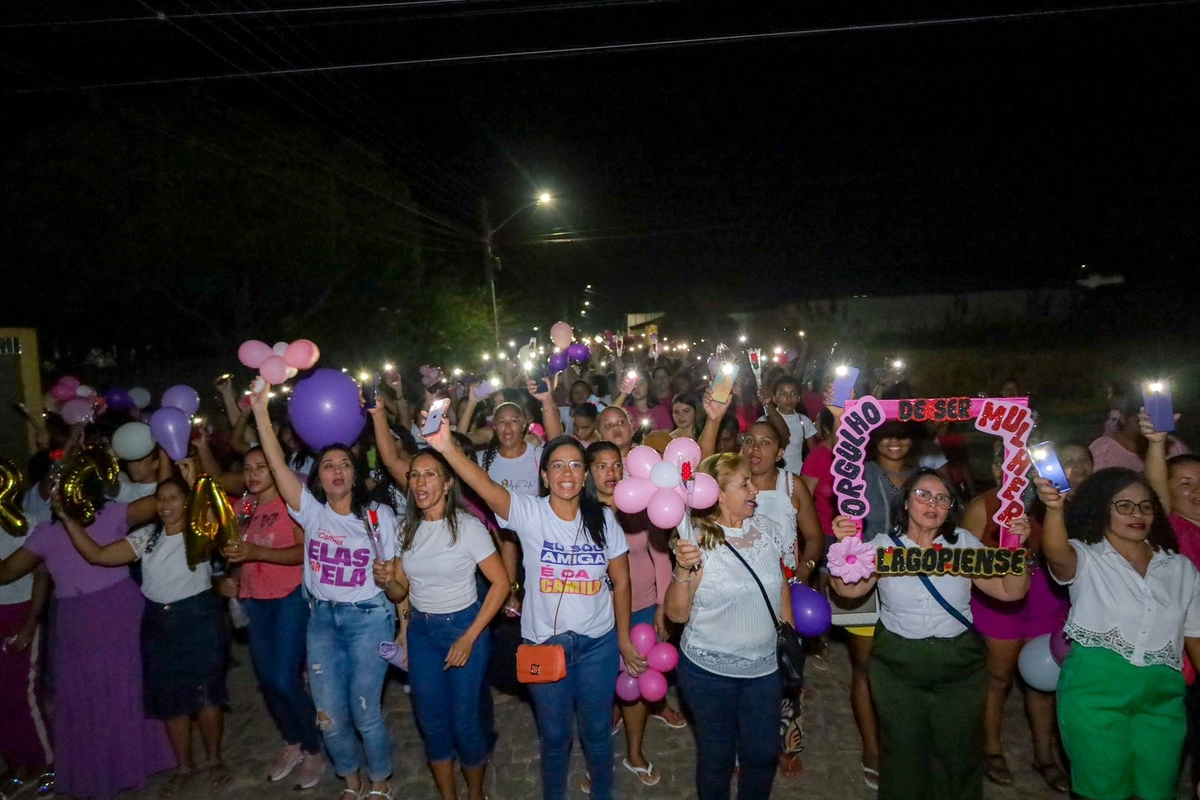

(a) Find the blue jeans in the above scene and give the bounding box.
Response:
[678,653,781,800]
[243,588,321,754]
[407,601,491,767]
[526,629,618,800]
[306,593,396,781]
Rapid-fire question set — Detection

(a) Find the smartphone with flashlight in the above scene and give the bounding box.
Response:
[620,370,639,396]
[361,373,380,409]
[1028,441,1071,494]
[1143,381,1176,434]
[711,363,740,404]
[422,398,451,437]
[830,367,860,408]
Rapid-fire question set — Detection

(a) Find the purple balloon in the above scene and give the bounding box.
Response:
[161,384,200,417]
[615,672,641,702]
[288,368,366,451]
[547,351,569,374]
[630,622,657,657]
[105,388,134,412]
[149,407,190,462]
[790,583,833,637]
[1050,626,1071,666]
[566,342,590,362]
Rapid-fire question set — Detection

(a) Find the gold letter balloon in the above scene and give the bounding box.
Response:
[0,456,30,536]
[58,447,120,527]
[185,475,238,570]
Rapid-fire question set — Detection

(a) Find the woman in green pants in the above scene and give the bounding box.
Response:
[831,468,1030,799]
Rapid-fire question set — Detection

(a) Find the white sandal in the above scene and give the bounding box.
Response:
[622,758,661,787]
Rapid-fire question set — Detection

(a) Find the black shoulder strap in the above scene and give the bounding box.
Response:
[888,532,973,631]
[723,540,782,632]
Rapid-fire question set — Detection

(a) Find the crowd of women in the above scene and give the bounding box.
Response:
[1,353,1198,800]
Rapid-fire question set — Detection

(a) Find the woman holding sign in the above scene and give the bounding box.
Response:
[250,381,399,800]
[831,469,1031,800]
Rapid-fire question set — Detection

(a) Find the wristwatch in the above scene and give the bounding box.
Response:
[509,581,522,595]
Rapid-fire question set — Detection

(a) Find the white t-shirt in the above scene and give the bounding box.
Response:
[496,491,628,643]
[115,477,158,557]
[477,444,543,497]
[22,487,53,531]
[760,411,816,473]
[1053,538,1200,670]
[126,527,213,605]
[0,527,34,605]
[401,513,496,614]
[557,406,574,436]
[291,489,397,604]
[871,528,982,639]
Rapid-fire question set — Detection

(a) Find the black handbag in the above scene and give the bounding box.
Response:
[723,542,806,688]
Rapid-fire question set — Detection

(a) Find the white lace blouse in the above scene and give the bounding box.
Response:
[1052,539,1200,670]
[676,515,784,678]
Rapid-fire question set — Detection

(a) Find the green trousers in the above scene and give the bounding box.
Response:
[868,623,987,800]
[1058,644,1185,800]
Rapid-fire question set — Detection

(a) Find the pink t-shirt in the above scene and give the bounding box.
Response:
[238,495,304,600]
[627,403,673,433]
[623,526,672,613]
[1089,435,1190,472]
[800,442,836,539]
[23,503,132,598]
[1172,514,1200,573]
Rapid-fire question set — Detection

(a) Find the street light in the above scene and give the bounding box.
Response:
[484,191,553,348]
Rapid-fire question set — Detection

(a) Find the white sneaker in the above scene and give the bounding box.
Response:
[269,743,304,782]
[294,752,325,790]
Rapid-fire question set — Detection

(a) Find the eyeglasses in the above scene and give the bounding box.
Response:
[1112,499,1155,517]
[912,488,954,509]
[406,470,442,483]
[548,460,585,472]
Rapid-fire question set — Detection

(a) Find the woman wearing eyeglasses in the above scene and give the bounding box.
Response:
[1038,468,1200,800]
[831,468,1031,800]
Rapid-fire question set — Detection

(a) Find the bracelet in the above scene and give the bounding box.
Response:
[670,571,693,585]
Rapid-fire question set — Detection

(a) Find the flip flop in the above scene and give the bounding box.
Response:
[622,759,661,787]
[984,754,1012,786]
[1032,762,1070,794]
[862,764,879,791]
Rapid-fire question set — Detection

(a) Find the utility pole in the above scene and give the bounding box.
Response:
[482,198,500,350]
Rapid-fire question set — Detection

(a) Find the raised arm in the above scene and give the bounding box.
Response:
[196,432,245,496]
[529,379,564,441]
[1141,408,1171,514]
[758,387,790,448]
[369,405,412,492]
[383,370,413,431]
[249,382,304,512]
[424,416,511,521]
[60,513,137,567]
[1035,476,1077,582]
[698,389,729,460]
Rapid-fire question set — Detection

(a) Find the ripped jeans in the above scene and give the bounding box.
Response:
[307,593,396,781]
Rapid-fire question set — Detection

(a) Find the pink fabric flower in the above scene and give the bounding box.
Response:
[827,536,876,583]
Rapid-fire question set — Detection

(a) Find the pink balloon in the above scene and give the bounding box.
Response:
[613,477,656,514]
[663,437,702,471]
[637,669,668,703]
[58,376,81,389]
[284,339,321,371]
[647,642,679,673]
[238,339,273,370]
[260,355,290,385]
[60,397,94,426]
[51,383,76,402]
[615,672,641,703]
[273,341,289,357]
[625,445,661,480]
[550,321,573,350]
[630,623,657,656]
[647,487,686,529]
[687,472,719,509]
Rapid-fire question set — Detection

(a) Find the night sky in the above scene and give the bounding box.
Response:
[4,0,1199,326]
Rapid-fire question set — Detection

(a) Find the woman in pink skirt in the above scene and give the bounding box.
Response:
[0,498,175,798]
[963,441,1093,794]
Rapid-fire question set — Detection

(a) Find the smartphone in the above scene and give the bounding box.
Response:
[361,373,379,409]
[422,398,450,436]
[475,377,500,399]
[536,377,552,395]
[1028,441,1071,493]
[620,370,638,396]
[711,363,740,404]
[1143,382,1176,434]
[830,367,860,408]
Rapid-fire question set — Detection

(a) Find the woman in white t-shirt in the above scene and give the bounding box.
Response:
[251,382,398,800]
[373,449,508,800]
[664,453,793,800]
[61,474,232,793]
[427,422,638,800]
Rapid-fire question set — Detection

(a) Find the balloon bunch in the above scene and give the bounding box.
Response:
[613,438,717,529]
[57,446,120,526]
[0,456,29,536]
[48,376,100,425]
[547,322,590,374]
[149,384,201,461]
[238,338,321,384]
[615,623,678,703]
[419,365,445,388]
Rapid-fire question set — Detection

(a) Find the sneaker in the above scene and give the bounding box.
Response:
[294,753,324,790]
[268,743,303,782]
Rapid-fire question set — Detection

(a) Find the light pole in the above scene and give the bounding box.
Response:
[484,192,552,348]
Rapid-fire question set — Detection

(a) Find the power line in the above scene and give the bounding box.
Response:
[11,0,1192,92]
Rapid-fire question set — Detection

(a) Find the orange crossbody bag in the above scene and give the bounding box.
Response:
[515,525,583,684]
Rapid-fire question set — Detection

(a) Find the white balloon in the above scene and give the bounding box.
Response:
[649,461,680,489]
[74,385,96,398]
[273,341,289,356]
[112,422,155,461]
[128,387,152,409]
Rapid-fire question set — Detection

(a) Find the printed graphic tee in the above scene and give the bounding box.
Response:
[290,488,397,603]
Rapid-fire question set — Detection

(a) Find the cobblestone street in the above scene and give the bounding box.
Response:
[119,630,1179,800]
